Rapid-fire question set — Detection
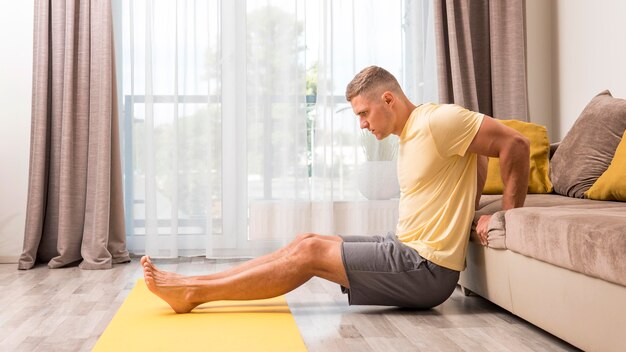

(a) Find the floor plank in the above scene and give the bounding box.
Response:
[0,258,580,351]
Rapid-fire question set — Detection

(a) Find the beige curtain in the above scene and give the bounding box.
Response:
[434,0,529,121]
[18,0,129,270]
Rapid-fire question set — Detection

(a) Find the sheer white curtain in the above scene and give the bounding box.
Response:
[307,0,439,236]
[113,0,437,258]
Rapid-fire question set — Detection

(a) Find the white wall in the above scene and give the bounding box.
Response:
[0,2,34,263]
[526,0,554,141]
[526,0,626,141]
[552,0,626,140]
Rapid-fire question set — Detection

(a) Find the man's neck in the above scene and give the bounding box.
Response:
[393,100,418,136]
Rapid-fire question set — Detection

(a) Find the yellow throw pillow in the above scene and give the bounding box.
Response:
[483,119,553,194]
[585,131,626,201]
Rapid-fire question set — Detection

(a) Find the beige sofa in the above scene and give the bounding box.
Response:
[461,185,626,351]
[459,90,626,351]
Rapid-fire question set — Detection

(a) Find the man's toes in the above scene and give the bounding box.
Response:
[144,276,156,290]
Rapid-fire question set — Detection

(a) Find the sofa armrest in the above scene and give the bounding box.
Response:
[486,210,507,249]
[470,210,507,249]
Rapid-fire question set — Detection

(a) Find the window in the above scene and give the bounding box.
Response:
[113,0,437,256]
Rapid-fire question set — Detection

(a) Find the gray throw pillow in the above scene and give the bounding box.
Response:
[551,90,626,198]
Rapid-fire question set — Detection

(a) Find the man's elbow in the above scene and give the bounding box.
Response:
[511,134,530,160]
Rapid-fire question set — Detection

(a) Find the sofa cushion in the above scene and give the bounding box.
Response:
[504,206,626,287]
[486,211,506,249]
[472,194,625,250]
[475,194,606,218]
[483,120,552,194]
[585,131,626,201]
[550,90,626,198]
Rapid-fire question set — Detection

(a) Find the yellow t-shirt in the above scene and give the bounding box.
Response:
[396,103,484,271]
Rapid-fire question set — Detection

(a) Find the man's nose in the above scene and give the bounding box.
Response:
[360,120,369,130]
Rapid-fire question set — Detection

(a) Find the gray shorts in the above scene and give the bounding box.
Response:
[339,233,460,308]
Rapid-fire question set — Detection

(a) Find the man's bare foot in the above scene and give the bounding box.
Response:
[141,256,202,314]
[140,256,185,279]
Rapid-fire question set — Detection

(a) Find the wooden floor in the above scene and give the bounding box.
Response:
[0,257,579,352]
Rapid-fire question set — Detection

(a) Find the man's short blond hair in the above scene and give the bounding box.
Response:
[345,66,402,102]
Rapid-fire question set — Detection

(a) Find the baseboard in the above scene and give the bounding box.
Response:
[0,256,19,264]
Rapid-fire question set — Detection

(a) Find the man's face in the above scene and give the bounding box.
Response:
[350,93,394,140]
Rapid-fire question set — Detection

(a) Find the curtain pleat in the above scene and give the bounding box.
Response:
[19,0,51,269]
[434,0,528,120]
[489,0,528,120]
[19,0,129,270]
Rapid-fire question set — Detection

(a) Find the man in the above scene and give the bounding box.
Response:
[141,66,530,313]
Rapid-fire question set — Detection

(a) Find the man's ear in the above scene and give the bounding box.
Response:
[381,91,394,106]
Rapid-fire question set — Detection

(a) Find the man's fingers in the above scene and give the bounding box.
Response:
[478,228,489,246]
[476,215,490,246]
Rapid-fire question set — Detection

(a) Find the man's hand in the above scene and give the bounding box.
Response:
[476,214,492,246]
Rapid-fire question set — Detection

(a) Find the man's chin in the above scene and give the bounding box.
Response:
[374,132,388,140]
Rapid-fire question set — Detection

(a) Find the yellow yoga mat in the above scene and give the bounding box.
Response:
[93,280,307,352]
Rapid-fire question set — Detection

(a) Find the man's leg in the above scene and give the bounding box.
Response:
[143,233,342,281]
[142,236,348,313]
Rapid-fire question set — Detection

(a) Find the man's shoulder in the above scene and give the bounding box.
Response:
[416,103,465,119]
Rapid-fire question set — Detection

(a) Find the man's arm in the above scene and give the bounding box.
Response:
[475,155,488,210]
[466,116,530,244]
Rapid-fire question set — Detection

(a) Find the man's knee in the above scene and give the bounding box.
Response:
[295,237,322,255]
[294,233,343,244]
[293,237,338,267]
[292,238,323,263]
[292,237,346,283]
[294,233,316,243]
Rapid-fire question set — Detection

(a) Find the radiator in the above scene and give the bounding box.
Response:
[248,200,399,240]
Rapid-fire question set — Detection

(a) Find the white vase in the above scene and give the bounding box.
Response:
[356,160,400,200]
